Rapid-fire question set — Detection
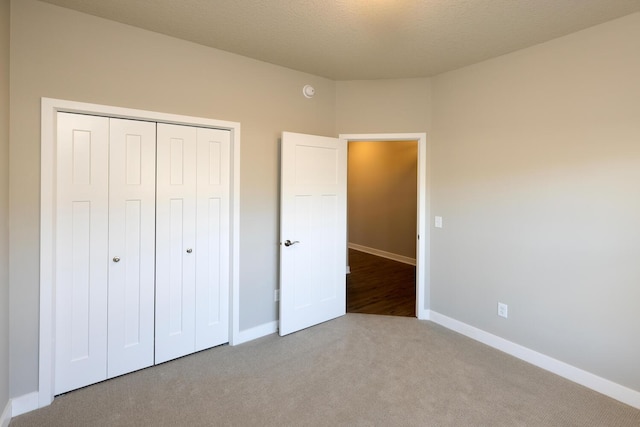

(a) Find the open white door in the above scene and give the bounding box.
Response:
[279,132,347,336]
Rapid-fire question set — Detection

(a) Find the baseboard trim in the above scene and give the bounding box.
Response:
[428,310,640,410]
[234,321,278,345]
[0,399,10,427]
[348,243,416,266]
[417,307,430,321]
[11,391,39,417]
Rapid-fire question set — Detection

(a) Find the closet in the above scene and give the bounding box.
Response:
[54,112,230,395]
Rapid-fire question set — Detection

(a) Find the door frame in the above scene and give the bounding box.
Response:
[39,97,241,407]
[340,133,429,319]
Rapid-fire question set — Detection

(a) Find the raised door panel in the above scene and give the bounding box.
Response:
[55,112,109,394]
[194,128,231,351]
[107,118,156,377]
[155,123,198,364]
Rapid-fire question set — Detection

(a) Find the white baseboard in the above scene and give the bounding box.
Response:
[234,321,278,345]
[348,243,416,266]
[11,391,39,417]
[428,310,640,410]
[0,399,10,427]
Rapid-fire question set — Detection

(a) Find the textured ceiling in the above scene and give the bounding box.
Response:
[39,0,640,80]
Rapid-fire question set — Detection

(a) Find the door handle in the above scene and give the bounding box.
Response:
[113,256,121,263]
[284,240,300,247]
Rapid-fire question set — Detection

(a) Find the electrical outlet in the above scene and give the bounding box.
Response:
[435,216,443,228]
[274,289,280,302]
[497,302,508,319]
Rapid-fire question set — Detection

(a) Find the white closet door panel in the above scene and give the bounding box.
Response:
[195,128,231,351]
[107,118,156,378]
[155,123,197,364]
[55,112,109,394]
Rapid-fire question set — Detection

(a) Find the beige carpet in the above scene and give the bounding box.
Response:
[11,314,640,426]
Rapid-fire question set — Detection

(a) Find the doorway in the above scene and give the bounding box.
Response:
[346,139,417,317]
[340,133,429,319]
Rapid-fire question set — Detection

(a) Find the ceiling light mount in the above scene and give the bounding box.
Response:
[302,85,315,98]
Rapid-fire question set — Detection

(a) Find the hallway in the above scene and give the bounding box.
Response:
[346,249,416,317]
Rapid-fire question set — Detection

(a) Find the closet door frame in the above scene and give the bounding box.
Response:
[39,97,241,408]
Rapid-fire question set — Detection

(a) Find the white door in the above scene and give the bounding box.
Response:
[55,113,109,394]
[155,124,231,363]
[194,128,231,351]
[107,118,156,378]
[155,123,198,363]
[279,132,347,336]
[53,111,233,394]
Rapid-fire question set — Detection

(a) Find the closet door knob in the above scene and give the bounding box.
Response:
[186,248,193,254]
[113,256,121,263]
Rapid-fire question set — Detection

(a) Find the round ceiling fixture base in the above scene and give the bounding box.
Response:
[303,85,315,98]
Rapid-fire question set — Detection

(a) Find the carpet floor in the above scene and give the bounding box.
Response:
[11,314,640,426]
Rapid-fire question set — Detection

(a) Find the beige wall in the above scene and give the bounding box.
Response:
[9,0,336,397]
[0,0,9,415]
[430,13,640,391]
[348,141,417,258]
[336,78,431,135]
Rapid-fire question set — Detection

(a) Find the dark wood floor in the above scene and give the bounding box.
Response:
[346,249,416,317]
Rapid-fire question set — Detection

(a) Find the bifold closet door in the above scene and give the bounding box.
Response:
[155,124,198,363]
[55,113,109,394]
[194,126,231,351]
[155,123,231,364]
[55,113,156,394]
[107,118,157,378]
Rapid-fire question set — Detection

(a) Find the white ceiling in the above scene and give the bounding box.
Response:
[39,0,640,80]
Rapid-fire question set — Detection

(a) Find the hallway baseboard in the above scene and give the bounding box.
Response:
[348,243,416,266]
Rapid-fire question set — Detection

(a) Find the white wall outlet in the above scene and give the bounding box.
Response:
[497,302,508,318]
[435,216,443,228]
[274,289,280,302]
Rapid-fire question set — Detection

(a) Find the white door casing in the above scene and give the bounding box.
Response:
[107,118,157,378]
[279,132,347,336]
[55,113,110,394]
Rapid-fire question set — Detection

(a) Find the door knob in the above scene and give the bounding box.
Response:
[186,248,193,254]
[284,240,300,247]
[113,256,121,263]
